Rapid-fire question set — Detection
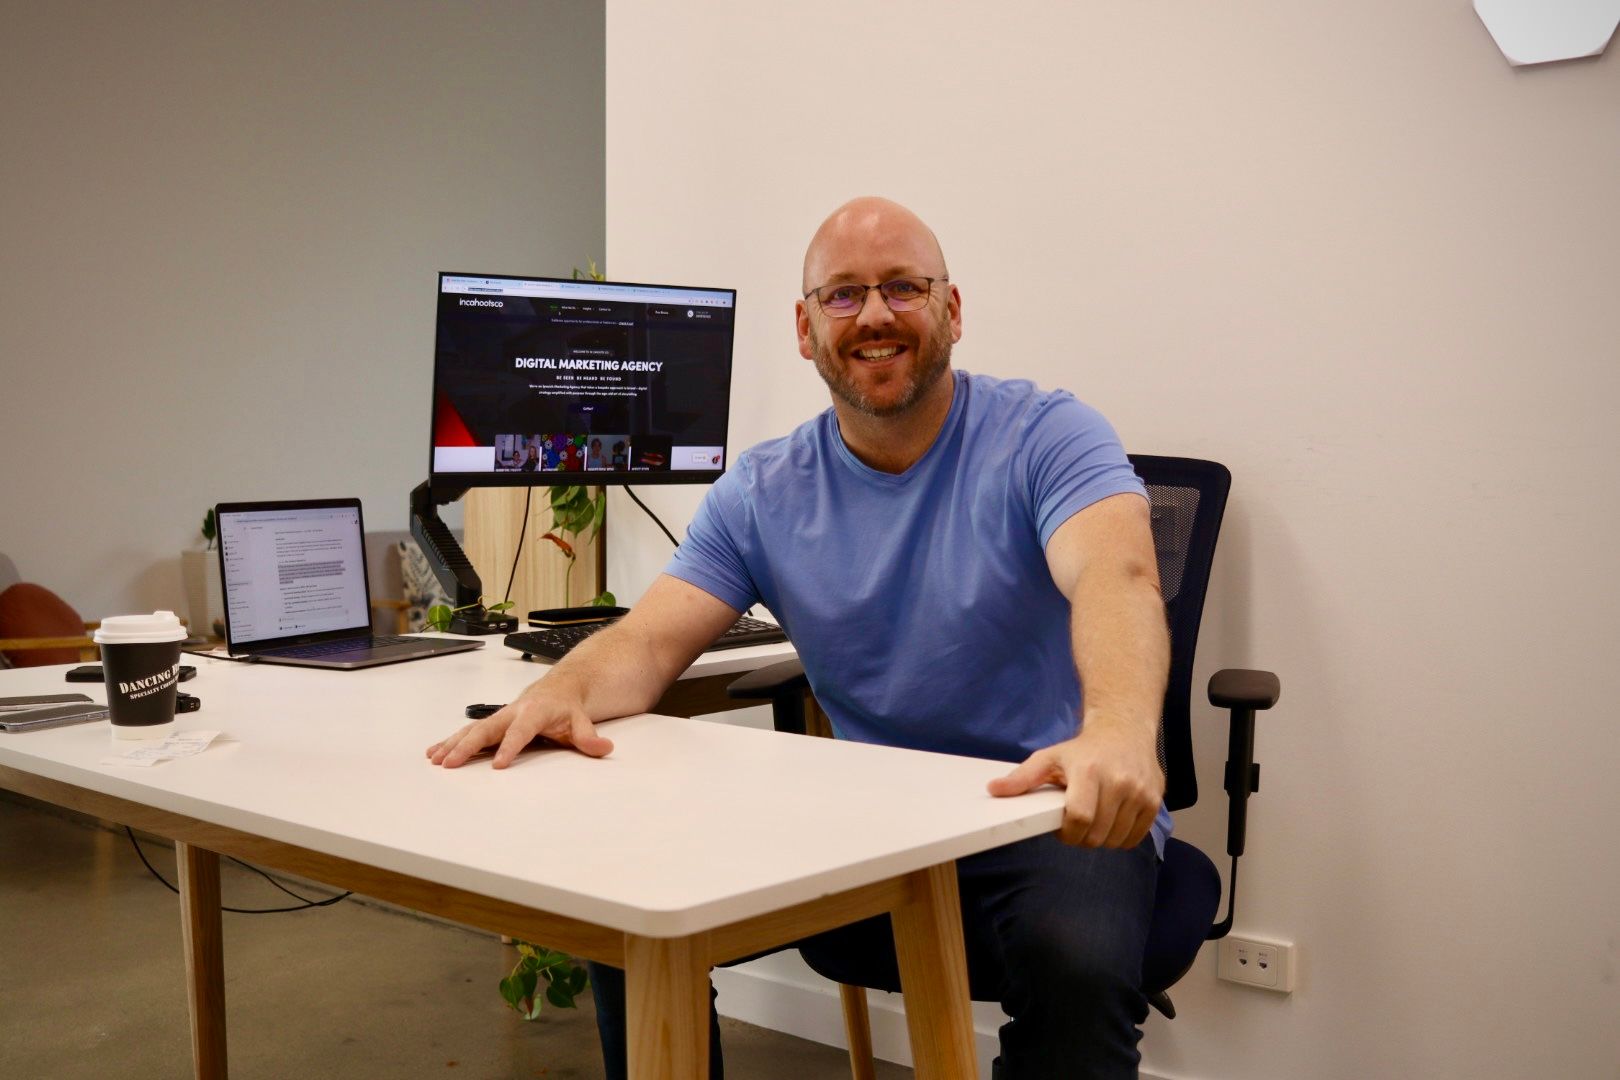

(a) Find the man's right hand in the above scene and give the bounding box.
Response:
[424,575,745,770]
[426,687,614,769]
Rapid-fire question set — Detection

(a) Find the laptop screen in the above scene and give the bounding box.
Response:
[217,500,372,647]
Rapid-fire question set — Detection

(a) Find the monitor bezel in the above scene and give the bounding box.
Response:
[428,270,738,489]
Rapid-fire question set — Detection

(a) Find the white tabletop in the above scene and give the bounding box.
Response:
[0,638,1064,937]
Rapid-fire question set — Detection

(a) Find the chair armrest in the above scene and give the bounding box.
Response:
[0,635,99,663]
[1203,668,1280,939]
[1208,668,1280,710]
[0,635,97,651]
[726,659,809,701]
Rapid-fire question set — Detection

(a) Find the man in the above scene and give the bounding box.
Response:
[429,197,1169,1078]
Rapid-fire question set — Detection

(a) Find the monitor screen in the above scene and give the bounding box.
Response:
[430,272,737,487]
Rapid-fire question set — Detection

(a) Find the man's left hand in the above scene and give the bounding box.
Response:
[987,721,1164,849]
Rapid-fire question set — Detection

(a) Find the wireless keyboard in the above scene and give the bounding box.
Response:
[504,615,787,662]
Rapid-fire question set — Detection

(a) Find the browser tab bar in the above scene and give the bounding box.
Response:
[441,274,733,308]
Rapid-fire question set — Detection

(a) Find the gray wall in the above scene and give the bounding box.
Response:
[1,1,605,618]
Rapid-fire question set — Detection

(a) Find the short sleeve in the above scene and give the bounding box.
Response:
[1023,391,1147,547]
[663,471,762,614]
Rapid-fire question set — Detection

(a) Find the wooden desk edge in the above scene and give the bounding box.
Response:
[0,763,626,964]
[3,763,924,967]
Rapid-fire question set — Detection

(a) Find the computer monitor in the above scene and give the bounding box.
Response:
[430,272,738,488]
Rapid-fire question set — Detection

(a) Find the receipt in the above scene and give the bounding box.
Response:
[102,730,223,767]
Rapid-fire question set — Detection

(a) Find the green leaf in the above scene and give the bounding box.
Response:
[517,968,539,1001]
[498,974,524,1009]
[425,605,451,633]
[545,981,576,1009]
[590,591,616,608]
[515,941,538,960]
[569,964,590,994]
[487,600,514,614]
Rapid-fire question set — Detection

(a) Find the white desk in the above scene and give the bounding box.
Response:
[0,639,1065,1078]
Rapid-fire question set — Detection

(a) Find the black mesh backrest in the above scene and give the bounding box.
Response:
[1129,455,1230,813]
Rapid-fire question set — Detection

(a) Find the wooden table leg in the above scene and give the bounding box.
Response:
[177,842,228,1080]
[625,932,710,1080]
[892,862,978,1080]
[840,982,878,1080]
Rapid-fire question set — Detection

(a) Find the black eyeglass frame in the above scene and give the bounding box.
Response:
[802,275,950,318]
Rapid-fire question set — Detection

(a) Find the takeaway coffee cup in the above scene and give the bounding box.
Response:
[94,611,187,739]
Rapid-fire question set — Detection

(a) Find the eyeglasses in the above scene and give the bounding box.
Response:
[803,275,947,318]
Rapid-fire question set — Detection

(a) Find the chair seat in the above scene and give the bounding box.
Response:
[1141,837,1222,993]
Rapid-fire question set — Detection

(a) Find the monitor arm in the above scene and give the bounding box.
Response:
[409,480,517,635]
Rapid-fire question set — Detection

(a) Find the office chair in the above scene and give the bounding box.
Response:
[725,455,1280,1075]
[0,581,100,667]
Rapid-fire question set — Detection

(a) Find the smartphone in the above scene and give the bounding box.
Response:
[527,606,629,627]
[0,702,109,732]
[0,693,94,710]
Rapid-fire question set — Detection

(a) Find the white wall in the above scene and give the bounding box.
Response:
[1,1,604,618]
[605,2,1620,1077]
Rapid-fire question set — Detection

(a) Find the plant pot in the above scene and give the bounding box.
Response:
[179,550,223,640]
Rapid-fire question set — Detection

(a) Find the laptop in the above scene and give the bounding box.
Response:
[214,498,482,670]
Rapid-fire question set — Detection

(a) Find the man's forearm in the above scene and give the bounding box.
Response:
[526,620,681,721]
[1070,561,1169,738]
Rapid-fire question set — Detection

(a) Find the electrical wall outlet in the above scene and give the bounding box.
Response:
[1217,934,1296,992]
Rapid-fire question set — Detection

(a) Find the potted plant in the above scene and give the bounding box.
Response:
[179,510,224,641]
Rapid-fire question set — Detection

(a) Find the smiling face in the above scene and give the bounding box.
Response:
[797,198,962,419]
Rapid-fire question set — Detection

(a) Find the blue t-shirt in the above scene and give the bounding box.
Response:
[667,370,1170,854]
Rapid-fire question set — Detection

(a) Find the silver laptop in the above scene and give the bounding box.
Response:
[215,498,482,670]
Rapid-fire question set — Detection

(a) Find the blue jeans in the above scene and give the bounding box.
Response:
[588,833,1159,1079]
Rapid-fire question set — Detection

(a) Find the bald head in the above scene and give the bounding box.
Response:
[802,197,948,293]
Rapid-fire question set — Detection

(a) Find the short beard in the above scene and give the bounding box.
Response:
[807,311,954,419]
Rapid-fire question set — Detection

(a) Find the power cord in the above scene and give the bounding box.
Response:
[125,827,351,914]
[624,486,679,548]
[621,485,758,616]
[504,487,535,604]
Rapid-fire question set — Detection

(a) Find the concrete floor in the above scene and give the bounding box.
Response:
[0,792,909,1079]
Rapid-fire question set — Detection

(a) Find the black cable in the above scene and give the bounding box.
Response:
[126,827,351,914]
[503,486,534,604]
[622,485,758,615]
[624,486,679,548]
[226,855,336,905]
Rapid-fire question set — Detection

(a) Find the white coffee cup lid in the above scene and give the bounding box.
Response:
[93,611,187,645]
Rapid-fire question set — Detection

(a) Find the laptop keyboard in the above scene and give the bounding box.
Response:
[504,615,787,662]
[260,634,416,659]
